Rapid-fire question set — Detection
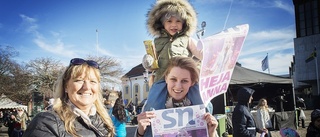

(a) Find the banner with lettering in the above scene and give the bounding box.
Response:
[151,105,208,137]
[199,24,249,105]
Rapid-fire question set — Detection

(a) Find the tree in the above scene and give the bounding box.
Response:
[0,46,19,93]
[0,46,19,95]
[87,56,124,90]
[26,57,64,98]
[0,46,32,104]
[0,47,124,104]
[9,62,35,104]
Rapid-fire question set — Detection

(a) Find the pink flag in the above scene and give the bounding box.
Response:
[199,24,249,105]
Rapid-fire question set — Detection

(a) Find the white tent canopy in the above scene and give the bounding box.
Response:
[0,94,27,110]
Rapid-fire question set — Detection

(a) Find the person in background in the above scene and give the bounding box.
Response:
[256,98,272,137]
[306,109,320,137]
[143,0,203,84]
[105,100,114,110]
[3,110,9,123]
[131,105,138,125]
[296,96,306,128]
[109,98,130,137]
[136,57,218,137]
[0,111,3,122]
[5,114,17,137]
[45,98,54,111]
[15,108,29,131]
[0,111,3,127]
[232,87,268,137]
[11,122,24,137]
[23,58,115,137]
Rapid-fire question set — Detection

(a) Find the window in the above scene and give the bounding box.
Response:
[135,85,139,93]
[125,86,129,94]
[296,1,320,37]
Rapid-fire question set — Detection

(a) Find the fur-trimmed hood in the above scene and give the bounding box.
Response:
[146,0,197,37]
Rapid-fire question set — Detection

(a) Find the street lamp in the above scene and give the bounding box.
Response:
[196,21,206,39]
[143,70,148,83]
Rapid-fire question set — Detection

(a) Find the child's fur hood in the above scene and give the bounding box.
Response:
[146,0,197,37]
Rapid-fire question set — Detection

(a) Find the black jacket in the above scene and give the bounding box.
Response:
[307,122,320,137]
[232,87,258,137]
[23,111,111,137]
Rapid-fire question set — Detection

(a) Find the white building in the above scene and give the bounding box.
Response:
[121,64,150,106]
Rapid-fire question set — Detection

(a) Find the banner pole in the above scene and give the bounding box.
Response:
[315,53,319,95]
[267,53,270,74]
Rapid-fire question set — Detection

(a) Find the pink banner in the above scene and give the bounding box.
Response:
[200,24,249,105]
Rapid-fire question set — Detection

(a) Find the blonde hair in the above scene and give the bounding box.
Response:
[52,63,114,137]
[163,56,199,84]
[257,98,269,110]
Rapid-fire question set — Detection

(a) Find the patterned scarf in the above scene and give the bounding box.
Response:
[67,101,105,137]
[165,96,192,108]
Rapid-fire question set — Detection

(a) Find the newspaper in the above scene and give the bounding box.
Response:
[151,105,208,137]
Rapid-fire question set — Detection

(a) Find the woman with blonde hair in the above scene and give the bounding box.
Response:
[15,108,29,131]
[256,98,272,137]
[23,58,115,137]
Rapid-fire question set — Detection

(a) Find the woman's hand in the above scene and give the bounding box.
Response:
[261,128,268,134]
[204,113,218,137]
[136,111,156,136]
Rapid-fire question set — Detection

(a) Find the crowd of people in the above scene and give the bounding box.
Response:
[9,56,217,137]
[0,108,29,137]
[231,86,320,137]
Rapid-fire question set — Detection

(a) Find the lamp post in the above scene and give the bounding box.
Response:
[143,70,148,83]
[196,21,206,39]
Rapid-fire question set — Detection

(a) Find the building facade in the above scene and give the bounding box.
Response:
[121,64,150,106]
[293,0,320,108]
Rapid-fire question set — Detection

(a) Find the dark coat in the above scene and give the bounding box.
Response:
[306,122,320,137]
[232,87,258,137]
[23,111,110,137]
[6,116,16,137]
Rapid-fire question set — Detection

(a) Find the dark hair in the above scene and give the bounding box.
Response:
[112,98,127,123]
[311,109,320,122]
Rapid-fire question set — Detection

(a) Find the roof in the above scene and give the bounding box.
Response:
[231,65,292,84]
[0,94,27,110]
[122,64,145,78]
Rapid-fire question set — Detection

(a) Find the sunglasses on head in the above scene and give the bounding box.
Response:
[69,58,99,69]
